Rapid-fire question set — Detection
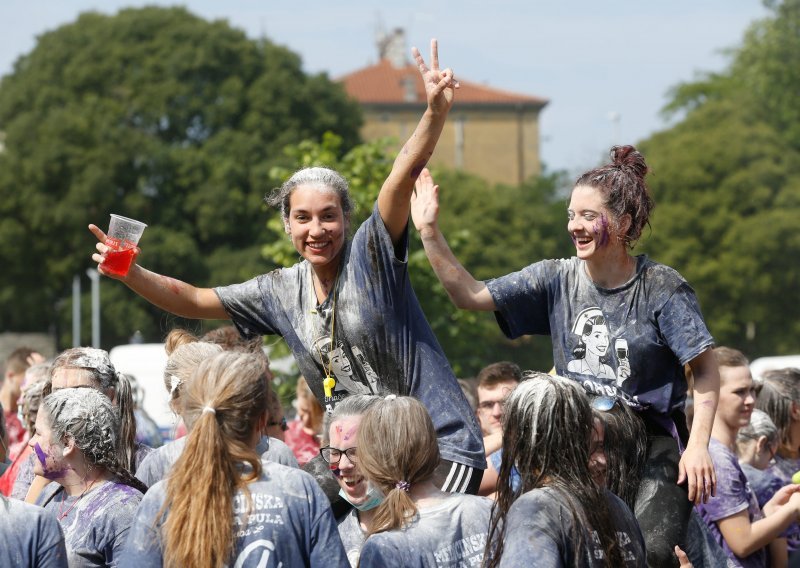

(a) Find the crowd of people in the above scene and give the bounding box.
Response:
[1,38,798,567]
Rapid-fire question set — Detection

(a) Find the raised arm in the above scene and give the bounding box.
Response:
[377,39,457,245]
[89,224,228,320]
[410,168,496,311]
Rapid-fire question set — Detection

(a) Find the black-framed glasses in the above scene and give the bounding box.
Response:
[268,416,288,432]
[590,396,619,412]
[320,446,357,465]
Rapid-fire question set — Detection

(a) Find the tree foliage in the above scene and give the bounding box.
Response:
[0,6,362,346]
[639,0,800,357]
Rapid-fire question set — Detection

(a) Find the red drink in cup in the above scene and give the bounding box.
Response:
[101,214,147,277]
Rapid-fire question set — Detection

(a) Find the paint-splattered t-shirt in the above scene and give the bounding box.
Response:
[37,480,143,568]
[215,204,485,471]
[121,461,347,568]
[135,435,298,487]
[358,493,492,568]
[10,449,35,500]
[486,256,713,417]
[764,455,800,551]
[0,496,68,568]
[696,438,766,568]
[496,487,645,567]
[740,462,784,510]
[337,508,366,567]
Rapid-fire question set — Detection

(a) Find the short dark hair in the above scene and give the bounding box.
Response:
[477,362,522,389]
[5,347,35,375]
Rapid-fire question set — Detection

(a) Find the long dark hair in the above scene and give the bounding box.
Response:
[486,373,623,568]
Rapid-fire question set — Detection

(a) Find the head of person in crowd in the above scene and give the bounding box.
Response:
[476,362,522,436]
[295,376,324,436]
[736,409,779,471]
[486,372,624,567]
[321,394,382,515]
[162,330,223,417]
[29,387,147,493]
[571,145,654,255]
[3,347,36,394]
[201,325,264,354]
[20,363,50,436]
[50,347,138,472]
[162,351,270,567]
[713,347,755,435]
[357,396,440,536]
[265,389,287,442]
[588,394,647,511]
[267,167,355,269]
[755,367,800,459]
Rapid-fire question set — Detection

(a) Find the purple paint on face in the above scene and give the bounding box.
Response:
[342,425,358,442]
[34,442,67,480]
[33,442,47,466]
[593,215,610,247]
[410,160,428,179]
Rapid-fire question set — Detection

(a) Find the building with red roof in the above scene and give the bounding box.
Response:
[339,29,548,186]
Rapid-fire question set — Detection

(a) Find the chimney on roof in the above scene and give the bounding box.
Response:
[377,27,407,69]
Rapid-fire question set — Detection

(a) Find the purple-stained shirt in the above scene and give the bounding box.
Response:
[696,438,765,568]
[764,454,800,551]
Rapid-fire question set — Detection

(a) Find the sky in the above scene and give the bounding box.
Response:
[0,1,770,175]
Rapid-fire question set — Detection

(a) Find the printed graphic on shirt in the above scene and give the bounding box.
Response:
[566,307,641,408]
[433,532,486,566]
[313,336,379,405]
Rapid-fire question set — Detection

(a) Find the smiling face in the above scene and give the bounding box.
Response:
[582,323,610,358]
[717,365,756,432]
[568,185,626,261]
[287,185,348,273]
[329,415,368,505]
[28,410,69,480]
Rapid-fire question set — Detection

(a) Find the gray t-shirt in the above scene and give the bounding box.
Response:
[216,204,485,470]
[10,450,35,500]
[337,508,367,567]
[358,493,492,567]
[497,487,645,567]
[135,435,298,487]
[487,256,713,416]
[120,461,347,568]
[0,496,68,567]
[37,480,143,568]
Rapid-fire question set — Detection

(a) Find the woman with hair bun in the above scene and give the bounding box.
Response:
[33,387,147,567]
[121,351,346,568]
[356,396,492,567]
[412,146,720,567]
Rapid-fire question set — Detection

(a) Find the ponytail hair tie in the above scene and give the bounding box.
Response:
[384,394,397,401]
[395,480,410,492]
[202,406,216,415]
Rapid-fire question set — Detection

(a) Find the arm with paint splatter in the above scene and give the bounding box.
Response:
[89,224,228,319]
[410,168,497,311]
[377,38,457,246]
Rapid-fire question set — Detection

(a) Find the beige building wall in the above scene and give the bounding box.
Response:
[360,107,542,186]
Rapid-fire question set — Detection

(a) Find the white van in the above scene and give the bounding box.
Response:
[109,343,297,435]
[750,355,800,380]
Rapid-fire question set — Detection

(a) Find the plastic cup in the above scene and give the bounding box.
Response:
[102,214,147,277]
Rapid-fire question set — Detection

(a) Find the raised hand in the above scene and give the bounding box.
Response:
[411,168,441,234]
[88,224,139,280]
[411,39,458,116]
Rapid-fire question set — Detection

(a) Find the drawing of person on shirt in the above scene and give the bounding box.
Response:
[567,307,630,385]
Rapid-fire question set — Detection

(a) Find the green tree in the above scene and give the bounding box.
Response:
[638,0,800,357]
[0,6,362,346]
